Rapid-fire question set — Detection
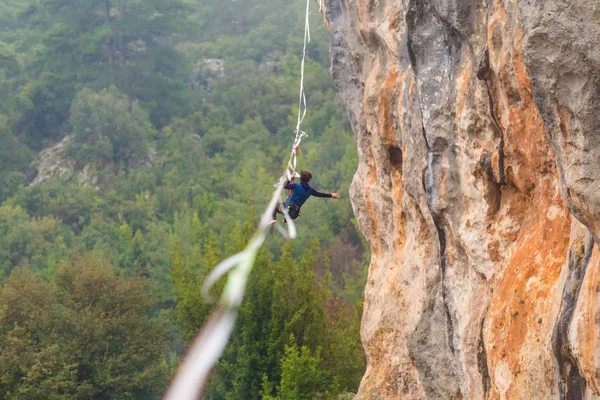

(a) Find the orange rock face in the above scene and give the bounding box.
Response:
[324,0,600,398]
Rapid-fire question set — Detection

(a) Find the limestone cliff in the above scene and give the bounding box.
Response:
[323,0,600,398]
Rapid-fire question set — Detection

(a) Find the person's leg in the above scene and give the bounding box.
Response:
[270,203,283,225]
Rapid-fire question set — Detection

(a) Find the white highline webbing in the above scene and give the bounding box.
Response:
[163,0,315,398]
[295,0,311,134]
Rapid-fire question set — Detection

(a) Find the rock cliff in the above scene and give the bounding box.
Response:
[323,0,600,398]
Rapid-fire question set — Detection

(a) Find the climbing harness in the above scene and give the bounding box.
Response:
[283,200,301,221]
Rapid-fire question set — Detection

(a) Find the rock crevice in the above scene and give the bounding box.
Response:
[552,228,593,399]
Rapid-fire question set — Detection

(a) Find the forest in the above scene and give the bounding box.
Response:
[0,0,367,398]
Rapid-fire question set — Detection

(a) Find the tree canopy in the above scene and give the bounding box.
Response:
[69,86,152,164]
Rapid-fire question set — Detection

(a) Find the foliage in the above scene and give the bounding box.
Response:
[0,122,32,202]
[13,74,76,149]
[267,339,324,400]
[171,225,365,399]
[0,205,71,278]
[0,254,170,398]
[0,41,21,121]
[69,86,153,164]
[11,0,193,133]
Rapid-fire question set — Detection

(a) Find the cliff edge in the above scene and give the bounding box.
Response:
[324,0,600,398]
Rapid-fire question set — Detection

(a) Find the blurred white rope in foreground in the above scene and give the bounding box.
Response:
[163,0,314,398]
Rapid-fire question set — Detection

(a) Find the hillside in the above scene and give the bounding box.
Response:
[0,0,366,398]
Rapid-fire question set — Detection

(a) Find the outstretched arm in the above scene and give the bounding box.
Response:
[312,189,339,199]
[284,182,297,190]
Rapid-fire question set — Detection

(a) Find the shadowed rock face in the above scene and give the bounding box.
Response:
[323,0,600,398]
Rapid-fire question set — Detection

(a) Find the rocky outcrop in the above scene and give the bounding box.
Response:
[31,135,103,188]
[191,58,225,91]
[30,135,78,186]
[323,0,600,398]
[31,136,162,188]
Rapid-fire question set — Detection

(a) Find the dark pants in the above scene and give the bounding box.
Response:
[273,200,300,221]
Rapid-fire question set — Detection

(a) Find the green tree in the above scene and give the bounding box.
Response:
[69,86,152,164]
[0,205,71,277]
[12,181,96,233]
[0,254,169,399]
[261,338,324,400]
[0,41,21,121]
[175,234,364,399]
[170,233,221,341]
[14,73,77,149]
[0,122,32,202]
[16,0,192,133]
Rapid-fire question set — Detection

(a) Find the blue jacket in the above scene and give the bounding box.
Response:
[285,181,332,208]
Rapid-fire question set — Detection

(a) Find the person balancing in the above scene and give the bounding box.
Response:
[270,169,340,225]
